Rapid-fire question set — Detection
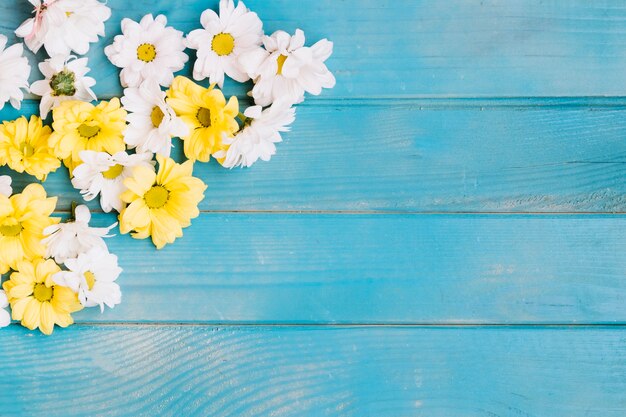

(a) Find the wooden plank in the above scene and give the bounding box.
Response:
[25,212,620,324]
[0,325,624,416]
[3,99,626,213]
[3,1,626,98]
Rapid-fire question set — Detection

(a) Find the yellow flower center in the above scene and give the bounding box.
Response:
[144,185,170,209]
[211,33,235,56]
[196,107,212,128]
[276,54,288,75]
[0,222,22,237]
[84,271,96,290]
[65,11,73,17]
[20,142,35,158]
[137,43,157,63]
[33,283,53,302]
[102,164,124,180]
[77,123,101,139]
[151,106,165,128]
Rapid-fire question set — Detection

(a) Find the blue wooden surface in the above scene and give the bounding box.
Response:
[1,0,626,416]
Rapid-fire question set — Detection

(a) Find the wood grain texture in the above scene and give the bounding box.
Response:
[0,0,625,414]
[3,0,626,98]
[46,212,626,324]
[1,325,625,417]
[4,99,626,213]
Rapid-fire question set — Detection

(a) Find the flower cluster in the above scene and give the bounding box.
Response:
[0,0,335,334]
[0,182,120,334]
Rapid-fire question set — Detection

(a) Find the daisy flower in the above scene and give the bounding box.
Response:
[239,29,336,106]
[15,0,111,56]
[72,150,155,213]
[219,101,296,168]
[122,81,188,157]
[30,55,97,118]
[0,184,58,274]
[104,14,188,88]
[53,247,122,312]
[42,204,116,263]
[0,290,10,328]
[0,35,30,111]
[49,99,127,173]
[167,76,239,162]
[119,155,207,249]
[2,258,82,335]
[0,176,11,197]
[0,116,60,181]
[186,0,263,88]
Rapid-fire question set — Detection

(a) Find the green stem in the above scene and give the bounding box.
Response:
[69,201,78,222]
[237,112,248,124]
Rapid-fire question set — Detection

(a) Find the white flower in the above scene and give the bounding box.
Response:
[0,175,12,197]
[104,14,188,88]
[15,0,111,56]
[0,290,10,328]
[30,55,97,118]
[72,150,155,213]
[122,81,188,157]
[186,0,263,88]
[0,35,30,111]
[42,205,116,263]
[53,247,122,312]
[239,29,336,107]
[219,101,295,168]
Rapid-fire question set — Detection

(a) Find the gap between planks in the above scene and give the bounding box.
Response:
[50,210,626,215]
[32,322,626,328]
[13,96,626,109]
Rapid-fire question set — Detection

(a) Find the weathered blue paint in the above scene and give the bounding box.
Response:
[1,325,626,417]
[4,99,626,213]
[67,213,626,324]
[0,0,625,415]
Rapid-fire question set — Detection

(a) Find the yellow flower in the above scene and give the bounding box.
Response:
[119,154,206,249]
[0,116,60,181]
[49,99,127,173]
[0,183,59,274]
[167,76,239,162]
[3,258,82,335]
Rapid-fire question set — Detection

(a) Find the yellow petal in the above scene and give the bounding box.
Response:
[22,298,41,330]
[10,296,32,320]
[39,302,55,335]
[8,283,34,299]
[119,200,151,233]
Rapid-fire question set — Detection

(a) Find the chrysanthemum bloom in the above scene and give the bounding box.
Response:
[239,29,336,106]
[119,155,207,249]
[0,34,30,111]
[53,247,122,312]
[218,101,295,168]
[186,0,263,88]
[0,175,11,197]
[72,150,155,213]
[167,76,239,162]
[104,14,188,88]
[0,184,59,274]
[42,205,117,263]
[30,55,97,118]
[49,99,127,172]
[15,0,111,56]
[122,81,188,157]
[0,116,60,181]
[3,258,83,335]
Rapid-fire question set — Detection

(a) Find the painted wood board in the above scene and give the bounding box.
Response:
[4,99,626,213]
[46,213,626,324]
[3,0,626,98]
[1,325,625,417]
